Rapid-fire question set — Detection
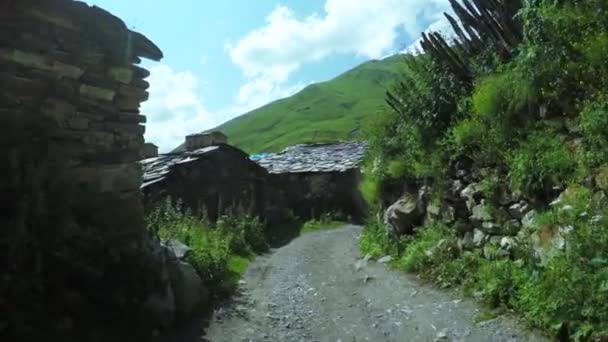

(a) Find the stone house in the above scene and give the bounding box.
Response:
[141,143,284,223]
[255,141,368,223]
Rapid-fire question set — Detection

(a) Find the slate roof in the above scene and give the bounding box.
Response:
[139,146,219,189]
[254,141,368,174]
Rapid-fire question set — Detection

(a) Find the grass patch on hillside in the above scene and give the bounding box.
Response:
[174,55,403,153]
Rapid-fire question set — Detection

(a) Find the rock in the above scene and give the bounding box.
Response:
[489,236,503,246]
[473,229,487,247]
[471,203,493,223]
[384,192,426,238]
[498,188,514,206]
[592,191,608,210]
[481,222,501,234]
[171,261,205,316]
[502,219,522,236]
[460,182,481,200]
[500,236,517,251]
[595,165,608,191]
[521,210,538,229]
[435,329,449,341]
[465,197,477,213]
[460,231,475,250]
[456,169,468,179]
[378,255,393,264]
[508,201,530,220]
[452,180,464,195]
[532,225,567,265]
[441,204,456,224]
[427,203,441,216]
[142,284,176,329]
[163,239,192,260]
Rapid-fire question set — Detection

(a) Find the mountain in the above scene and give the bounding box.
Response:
[174,54,404,154]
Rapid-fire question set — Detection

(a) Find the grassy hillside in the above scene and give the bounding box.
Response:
[174,55,403,154]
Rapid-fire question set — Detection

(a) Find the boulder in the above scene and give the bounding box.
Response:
[508,201,530,220]
[481,222,501,235]
[521,210,538,229]
[426,202,456,224]
[502,219,522,236]
[378,255,393,264]
[465,197,477,213]
[452,180,464,196]
[163,239,192,260]
[171,261,206,316]
[592,191,608,210]
[470,203,493,224]
[532,225,568,265]
[460,182,481,200]
[460,231,475,250]
[441,204,456,224]
[595,165,608,191]
[427,203,441,217]
[500,236,517,251]
[384,191,426,237]
[498,188,514,206]
[473,229,487,247]
[142,284,176,329]
[140,236,176,328]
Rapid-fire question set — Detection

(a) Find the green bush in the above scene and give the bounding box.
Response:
[145,199,268,296]
[507,127,577,195]
[359,213,407,258]
[472,68,532,119]
[579,97,608,167]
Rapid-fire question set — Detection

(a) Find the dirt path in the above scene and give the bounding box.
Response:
[203,225,547,342]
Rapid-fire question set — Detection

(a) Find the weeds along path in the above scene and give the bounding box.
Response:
[203,225,547,342]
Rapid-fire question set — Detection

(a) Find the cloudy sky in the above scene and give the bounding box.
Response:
[85,0,452,152]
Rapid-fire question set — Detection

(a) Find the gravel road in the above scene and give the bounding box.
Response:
[201,225,548,342]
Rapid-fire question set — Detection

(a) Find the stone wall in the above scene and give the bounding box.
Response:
[272,170,368,223]
[1,0,161,233]
[0,0,163,339]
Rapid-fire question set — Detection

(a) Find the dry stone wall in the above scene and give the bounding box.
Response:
[1,0,162,233]
[0,0,164,339]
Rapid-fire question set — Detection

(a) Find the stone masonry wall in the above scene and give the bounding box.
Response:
[0,1,163,338]
[0,0,162,233]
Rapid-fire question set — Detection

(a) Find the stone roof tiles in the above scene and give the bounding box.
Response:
[140,146,219,189]
[254,141,368,174]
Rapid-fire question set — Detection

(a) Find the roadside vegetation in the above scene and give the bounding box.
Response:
[301,212,346,234]
[360,0,608,340]
[145,198,269,300]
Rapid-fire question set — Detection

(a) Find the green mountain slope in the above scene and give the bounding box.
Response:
[174,54,404,154]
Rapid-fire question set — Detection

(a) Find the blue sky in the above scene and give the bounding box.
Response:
[85,0,452,151]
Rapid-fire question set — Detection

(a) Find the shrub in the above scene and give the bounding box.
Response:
[579,97,608,167]
[145,199,268,296]
[472,68,532,119]
[507,127,577,195]
[359,213,407,258]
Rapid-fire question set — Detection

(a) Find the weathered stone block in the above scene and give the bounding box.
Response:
[107,66,134,83]
[98,163,142,193]
[79,84,116,101]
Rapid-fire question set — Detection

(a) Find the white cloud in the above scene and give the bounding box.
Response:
[142,1,456,151]
[227,0,451,108]
[142,65,219,152]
